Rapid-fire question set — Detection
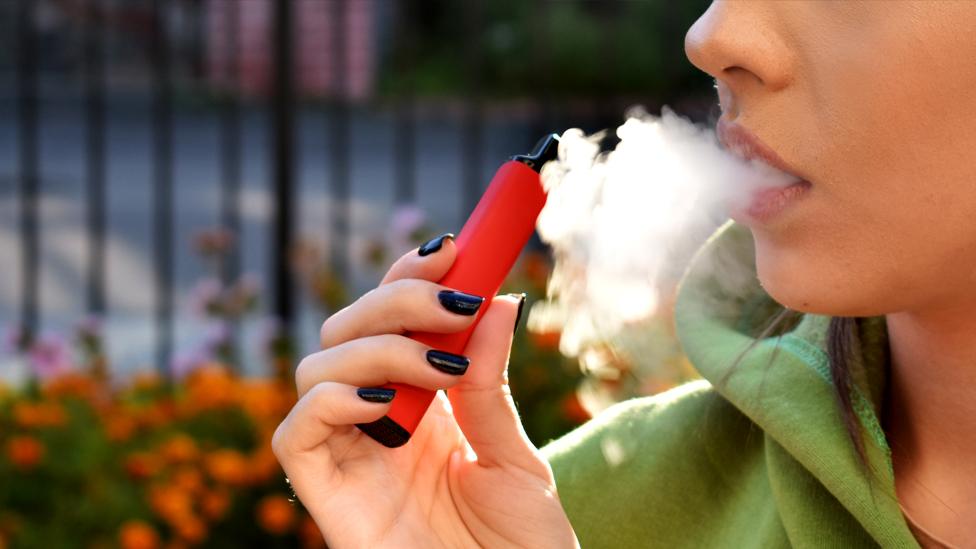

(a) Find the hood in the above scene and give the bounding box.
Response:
[673,220,918,547]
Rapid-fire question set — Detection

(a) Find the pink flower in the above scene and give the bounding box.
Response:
[27,334,72,381]
[390,204,427,240]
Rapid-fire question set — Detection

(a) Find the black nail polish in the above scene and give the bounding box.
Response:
[418,233,455,257]
[437,290,484,316]
[357,387,396,403]
[426,349,470,375]
[512,293,527,334]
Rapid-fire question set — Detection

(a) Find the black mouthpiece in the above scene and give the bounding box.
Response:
[511,133,560,173]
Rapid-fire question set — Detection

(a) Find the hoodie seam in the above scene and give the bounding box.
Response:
[759,335,892,465]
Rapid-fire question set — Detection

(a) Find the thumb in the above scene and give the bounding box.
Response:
[446,293,540,470]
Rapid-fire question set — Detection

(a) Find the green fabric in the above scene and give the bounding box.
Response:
[540,220,920,548]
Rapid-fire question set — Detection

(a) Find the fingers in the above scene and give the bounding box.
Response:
[380,233,456,286]
[447,294,543,472]
[272,382,391,460]
[320,279,484,349]
[296,334,469,398]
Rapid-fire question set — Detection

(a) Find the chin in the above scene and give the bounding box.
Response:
[753,236,846,316]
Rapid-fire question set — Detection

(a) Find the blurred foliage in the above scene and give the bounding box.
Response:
[0,367,321,549]
[384,0,713,99]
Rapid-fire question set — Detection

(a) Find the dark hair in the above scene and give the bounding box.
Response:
[826,316,872,477]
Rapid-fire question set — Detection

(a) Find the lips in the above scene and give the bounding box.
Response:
[716,119,812,224]
[716,118,805,182]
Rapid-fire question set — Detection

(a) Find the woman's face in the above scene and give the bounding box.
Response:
[685,1,976,318]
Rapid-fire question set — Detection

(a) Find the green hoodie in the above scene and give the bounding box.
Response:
[540,220,922,548]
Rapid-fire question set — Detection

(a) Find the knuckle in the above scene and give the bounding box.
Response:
[271,421,290,459]
[294,355,316,394]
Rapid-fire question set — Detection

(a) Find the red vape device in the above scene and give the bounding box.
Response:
[356,134,560,448]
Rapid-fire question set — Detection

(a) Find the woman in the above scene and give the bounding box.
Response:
[272,2,975,547]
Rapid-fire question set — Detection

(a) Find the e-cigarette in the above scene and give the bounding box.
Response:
[356,134,560,448]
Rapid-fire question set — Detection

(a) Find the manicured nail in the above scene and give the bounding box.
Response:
[510,293,527,334]
[418,233,455,257]
[357,387,396,403]
[437,290,484,316]
[426,349,470,375]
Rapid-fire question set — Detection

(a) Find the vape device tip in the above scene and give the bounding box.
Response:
[511,133,561,173]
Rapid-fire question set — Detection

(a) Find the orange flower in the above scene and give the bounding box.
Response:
[560,392,591,424]
[172,515,206,544]
[256,495,295,535]
[148,485,193,524]
[125,452,162,481]
[204,449,250,486]
[160,435,198,465]
[528,330,562,351]
[171,468,204,495]
[41,372,99,401]
[12,401,67,428]
[131,371,162,391]
[7,436,44,470]
[184,365,238,411]
[238,380,293,423]
[118,520,159,549]
[104,414,137,442]
[248,437,282,485]
[298,515,327,549]
[200,490,230,521]
[520,251,552,290]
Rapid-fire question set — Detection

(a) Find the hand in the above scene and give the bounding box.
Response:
[272,236,579,549]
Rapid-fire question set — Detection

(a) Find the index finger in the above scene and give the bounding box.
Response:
[379,233,456,286]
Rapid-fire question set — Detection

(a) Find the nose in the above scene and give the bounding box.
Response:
[684,1,793,112]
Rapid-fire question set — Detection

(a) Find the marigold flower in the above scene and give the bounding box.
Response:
[6,436,44,470]
[204,449,249,486]
[160,435,198,465]
[148,485,193,524]
[118,520,159,549]
[172,515,206,544]
[200,490,230,521]
[171,467,204,495]
[125,452,162,481]
[256,495,295,535]
[104,415,137,442]
[12,401,67,429]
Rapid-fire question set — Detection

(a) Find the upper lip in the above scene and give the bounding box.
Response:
[716,119,806,182]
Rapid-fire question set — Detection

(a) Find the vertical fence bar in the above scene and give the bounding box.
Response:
[151,0,174,376]
[461,0,484,217]
[219,0,242,368]
[271,0,295,328]
[85,0,106,315]
[220,0,241,284]
[392,3,415,206]
[530,0,555,145]
[17,0,40,338]
[327,0,350,283]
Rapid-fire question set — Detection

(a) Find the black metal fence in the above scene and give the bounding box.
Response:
[1,0,711,378]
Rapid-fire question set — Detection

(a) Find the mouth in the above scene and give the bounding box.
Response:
[716,119,806,181]
[716,118,812,224]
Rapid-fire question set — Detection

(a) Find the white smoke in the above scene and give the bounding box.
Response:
[528,106,796,357]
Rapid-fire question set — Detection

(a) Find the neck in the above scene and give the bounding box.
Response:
[883,308,976,535]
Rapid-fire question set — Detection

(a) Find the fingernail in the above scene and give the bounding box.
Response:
[357,387,396,403]
[426,349,470,375]
[437,290,484,316]
[510,293,527,334]
[418,233,455,257]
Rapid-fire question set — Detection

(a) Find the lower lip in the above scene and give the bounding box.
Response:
[732,180,812,225]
